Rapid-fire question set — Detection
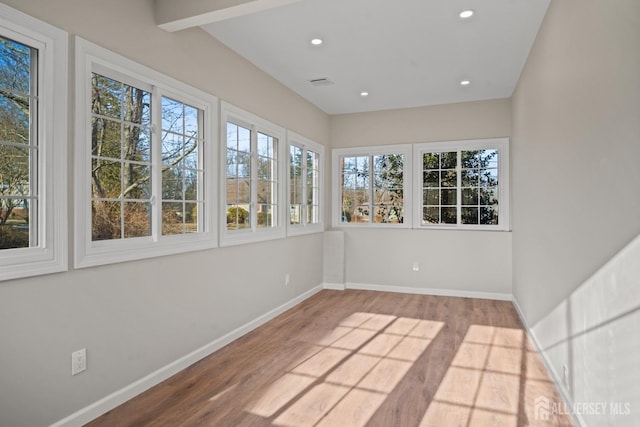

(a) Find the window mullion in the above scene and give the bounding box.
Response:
[301,147,308,226]
[250,129,258,231]
[30,46,39,248]
[456,150,462,226]
[151,87,162,241]
[369,154,374,224]
[197,109,205,232]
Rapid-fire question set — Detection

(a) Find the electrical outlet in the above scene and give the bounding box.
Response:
[72,348,87,375]
[412,261,419,272]
[563,364,569,387]
[285,273,290,286]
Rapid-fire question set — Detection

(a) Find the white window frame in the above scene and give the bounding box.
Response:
[220,102,286,246]
[0,4,67,281]
[332,144,413,229]
[74,37,218,269]
[287,131,324,236]
[412,138,510,231]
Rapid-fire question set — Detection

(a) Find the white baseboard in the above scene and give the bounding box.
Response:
[51,284,324,427]
[322,282,346,291]
[345,282,512,301]
[511,297,584,427]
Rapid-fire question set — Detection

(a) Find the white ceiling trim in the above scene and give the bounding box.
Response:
[156,0,302,32]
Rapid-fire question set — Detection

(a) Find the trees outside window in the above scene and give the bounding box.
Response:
[413,138,509,230]
[0,3,68,281]
[288,131,323,235]
[221,102,285,246]
[334,145,412,228]
[75,38,216,268]
[0,35,35,249]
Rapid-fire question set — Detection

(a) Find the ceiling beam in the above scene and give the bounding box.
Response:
[155,0,302,32]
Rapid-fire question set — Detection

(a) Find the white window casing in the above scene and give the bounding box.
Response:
[74,37,217,268]
[0,4,68,281]
[220,101,286,246]
[287,130,324,236]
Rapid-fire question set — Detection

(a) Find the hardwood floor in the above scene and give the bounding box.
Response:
[86,290,573,426]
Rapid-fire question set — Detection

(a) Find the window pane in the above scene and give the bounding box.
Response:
[423,171,439,187]
[257,180,274,205]
[440,152,457,169]
[237,152,250,178]
[0,198,31,249]
[257,133,275,158]
[342,156,356,172]
[440,170,456,187]
[238,126,251,153]
[441,189,456,206]
[92,74,121,119]
[91,74,153,242]
[258,157,273,180]
[424,189,439,205]
[461,150,480,169]
[161,97,184,134]
[184,170,199,201]
[480,168,499,186]
[162,167,182,200]
[480,187,499,205]
[479,149,498,168]
[423,206,439,224]
[92,117,121,158]
[307,204,319,224]
[480,206,498,225]
[92,200,121,241]
[461,169,479,187]
[462,207,479,224]
[0,36,37,251]
[0,94,29,144]
[123,202,151,238]
[290,204,301,225]
[461,188,478,205]
[441,207,457,224]
[162,132,183,165]
[183,138,198,170]
[162,202,184,235]
[123,85,150,126]
[123,164,151,199]
[226,204,250,230]
[91,159,121,198]
[423,153,439,170]
[257,204,274,228]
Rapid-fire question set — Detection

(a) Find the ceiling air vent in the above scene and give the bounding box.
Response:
[308,77,334,87]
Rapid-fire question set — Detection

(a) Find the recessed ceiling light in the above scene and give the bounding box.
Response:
[360,91,369,97]
[459,10,474,19]
[460,80,471,86]
[310,38,323,45]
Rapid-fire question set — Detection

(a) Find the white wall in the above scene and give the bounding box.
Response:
[512,0,640,424]
[329,99,513,296]
[0,1,329,426]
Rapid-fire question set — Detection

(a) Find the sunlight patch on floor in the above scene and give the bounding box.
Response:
[245,312,445,426]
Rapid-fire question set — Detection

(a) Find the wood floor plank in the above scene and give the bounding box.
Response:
[86,290,573,427]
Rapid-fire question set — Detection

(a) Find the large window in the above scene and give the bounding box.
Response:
[332,139,509,230]
[75,38,217,268]
[0,4,67,281]
[288,131,323,235]
[333,145,412,228]
[413,138,509,230]
[221,102,285,245]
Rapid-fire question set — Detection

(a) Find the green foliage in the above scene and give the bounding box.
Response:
[0,225,28,249]
[227,206,249,225]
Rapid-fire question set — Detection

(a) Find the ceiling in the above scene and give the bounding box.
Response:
[199,0,550,115]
